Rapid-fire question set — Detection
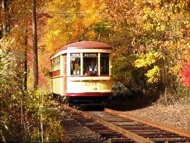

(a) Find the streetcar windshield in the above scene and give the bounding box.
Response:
[70,53,110,76]
[83,53,98,76]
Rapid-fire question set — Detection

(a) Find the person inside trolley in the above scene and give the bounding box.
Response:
[84,60,97,76]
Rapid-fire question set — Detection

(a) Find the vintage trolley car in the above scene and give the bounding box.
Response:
[50,41,112,105]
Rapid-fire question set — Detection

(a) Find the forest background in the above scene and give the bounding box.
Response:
[1,0,190,142]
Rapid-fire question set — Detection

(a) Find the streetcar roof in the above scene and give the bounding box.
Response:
[62,41,112,50]
[51,41,112,58]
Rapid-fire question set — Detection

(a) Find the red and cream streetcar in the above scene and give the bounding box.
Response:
[50,41,112,105]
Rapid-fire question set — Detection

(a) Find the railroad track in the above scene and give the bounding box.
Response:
[61,104,190,143]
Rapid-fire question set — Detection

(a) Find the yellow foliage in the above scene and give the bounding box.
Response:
[145,66,160,84]
[135,51,163,68]
[134,51,163,84]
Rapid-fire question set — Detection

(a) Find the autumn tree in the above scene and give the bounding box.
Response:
[43,0,106,52]
[102,0,148,91]
[103,0,190,100]
[0,1,63,142]
[0,40,20,142]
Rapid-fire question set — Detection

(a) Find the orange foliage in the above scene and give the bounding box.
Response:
[43,0,105,52]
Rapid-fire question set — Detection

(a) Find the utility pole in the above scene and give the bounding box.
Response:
[32,0,39,89]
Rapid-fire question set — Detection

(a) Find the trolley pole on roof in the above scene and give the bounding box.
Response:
[32,0,39,89]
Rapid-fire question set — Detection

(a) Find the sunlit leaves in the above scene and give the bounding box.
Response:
[145,65,160,84]
[0,39,23,142]
[92,0,190,97]
[0,39,18,94]
[135,51,163,68]
[24,90,65,142]
[134,51,163,84]
[43,0,105,51]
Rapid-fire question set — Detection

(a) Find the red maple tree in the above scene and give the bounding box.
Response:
[180,63,190,88]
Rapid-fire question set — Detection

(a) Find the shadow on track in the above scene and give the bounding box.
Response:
[106,92,160,111]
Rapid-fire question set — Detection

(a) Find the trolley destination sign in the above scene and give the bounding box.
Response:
[83,53,97,57]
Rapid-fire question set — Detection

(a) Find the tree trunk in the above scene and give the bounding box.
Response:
[32,0,38,89]
[23,28,28,91]
[1,0,11,37]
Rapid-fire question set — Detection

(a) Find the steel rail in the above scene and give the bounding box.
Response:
[105,108,190,138]
[63,105,153,143]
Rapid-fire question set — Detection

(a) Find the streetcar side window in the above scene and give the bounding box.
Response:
[100,53,109,75]
[70,53,81,75]
[51,56,60,70]
[83,53,98,76]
